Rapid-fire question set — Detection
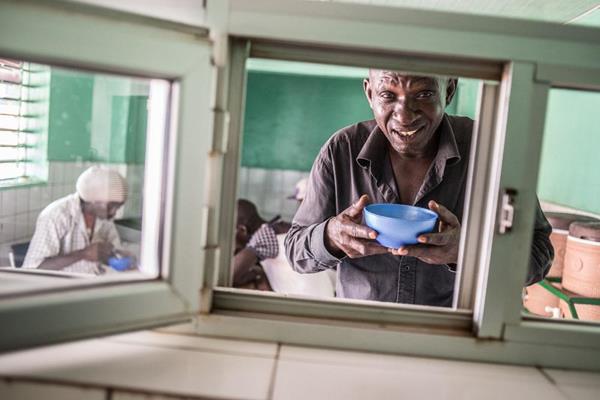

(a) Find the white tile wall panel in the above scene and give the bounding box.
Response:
[14,188,30,214]
[1,190,17,217]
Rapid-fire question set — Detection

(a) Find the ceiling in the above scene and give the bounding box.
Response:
[320,0,600,25]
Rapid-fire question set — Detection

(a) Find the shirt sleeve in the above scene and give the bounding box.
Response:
[526,198,554,285]
[22,213,63,269]
[284,146,342,273]
[106,222,122,249]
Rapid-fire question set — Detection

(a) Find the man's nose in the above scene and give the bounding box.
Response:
[392,98,417,123]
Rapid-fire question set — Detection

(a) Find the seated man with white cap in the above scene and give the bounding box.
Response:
[23,166,129,275]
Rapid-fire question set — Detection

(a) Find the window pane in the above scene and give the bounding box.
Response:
[227,58,484,311]
[0,57,172,295]
[524,87,600,324]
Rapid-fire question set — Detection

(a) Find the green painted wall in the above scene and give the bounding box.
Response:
[47,69,147,164]
[242,71,373,171]
[47,69,94,161]
[537,88,600,214]
[241,72,478,171]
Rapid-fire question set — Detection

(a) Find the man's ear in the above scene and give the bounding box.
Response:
[445,78,458,106]
[363,78,374,108]
[236,224,248,236]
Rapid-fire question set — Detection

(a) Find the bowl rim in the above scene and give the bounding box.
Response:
[364,203,438,222]
[108,256,132,267]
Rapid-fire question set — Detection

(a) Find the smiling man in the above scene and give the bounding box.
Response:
[284,70,554,306]
[23,166,128,275]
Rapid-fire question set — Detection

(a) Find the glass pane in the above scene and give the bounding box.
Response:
[0,56,171,295]
[523,87,600,324]
[228,58,485,310]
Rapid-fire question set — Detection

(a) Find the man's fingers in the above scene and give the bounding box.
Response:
[345,194,370,218]
[390,244,436,259]
[341,237,388,258]
[417,230,456,246]
[339,220,377,240]
[428,200,459,227]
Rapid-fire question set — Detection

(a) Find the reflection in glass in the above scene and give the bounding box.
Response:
[524,87,600,323]
[0,57,169,294]
[232,58,486,309]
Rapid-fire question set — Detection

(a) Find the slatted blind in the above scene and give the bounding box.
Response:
[0,58,33,181]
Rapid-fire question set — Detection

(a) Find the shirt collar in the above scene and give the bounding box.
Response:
[357,114,461,181]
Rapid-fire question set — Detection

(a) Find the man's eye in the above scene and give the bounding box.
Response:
[416,91,435,99]
[379,91,394,100]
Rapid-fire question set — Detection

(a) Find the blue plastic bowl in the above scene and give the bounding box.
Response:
[108,256,132,271]
[363,204,438,248]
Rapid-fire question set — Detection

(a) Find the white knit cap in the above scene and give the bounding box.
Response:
[76,166,128,203]
[288,178,308,201]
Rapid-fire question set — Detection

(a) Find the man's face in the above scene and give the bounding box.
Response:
[364,71,456,158]
[89,201,123,220]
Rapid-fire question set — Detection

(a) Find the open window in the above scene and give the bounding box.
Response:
[192,1,600,370]
[0,1,213,351]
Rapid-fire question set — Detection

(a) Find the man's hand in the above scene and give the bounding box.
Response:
[83,242,114,264]
[324,195,388,258]
[389,200,460,265]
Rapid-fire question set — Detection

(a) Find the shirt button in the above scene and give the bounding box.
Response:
[403,266,410,271]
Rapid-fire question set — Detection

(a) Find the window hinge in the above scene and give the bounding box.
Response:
[498,188,516,234]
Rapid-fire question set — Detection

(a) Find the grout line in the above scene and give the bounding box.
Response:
[536,367,573,400]
[267,343,282,400]
[536,366,556,385]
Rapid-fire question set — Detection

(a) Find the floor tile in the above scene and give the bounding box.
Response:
[0,379,105,400]
[544,369,600,400]
[106,329,278,358]
[0,337,275,400]
[272,345,567,400]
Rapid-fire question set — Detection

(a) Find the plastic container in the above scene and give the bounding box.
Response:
[562,221,600,298]
[544,212,598,278]
[363,204,437,248]
[108,256,133,271]
[523,282,561,318]
[559,299,600,321]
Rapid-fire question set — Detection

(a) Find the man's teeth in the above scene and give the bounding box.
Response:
[398,129,418,137]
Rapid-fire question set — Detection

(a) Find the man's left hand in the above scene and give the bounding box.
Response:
[389,200,460,265]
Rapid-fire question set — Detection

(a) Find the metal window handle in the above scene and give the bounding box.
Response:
[498,189,517,234]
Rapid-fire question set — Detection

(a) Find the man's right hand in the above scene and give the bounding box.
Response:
[324,195,388,258]
[82,242,114,264]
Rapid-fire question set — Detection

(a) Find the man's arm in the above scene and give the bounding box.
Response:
[284,150,342,273]
[37,242,113,271]
[285,148,387,273]
[526,199,554,285]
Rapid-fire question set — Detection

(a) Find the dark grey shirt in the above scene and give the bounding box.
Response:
[284,115,553,307]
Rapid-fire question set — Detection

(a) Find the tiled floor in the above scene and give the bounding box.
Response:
[0,327,598,400]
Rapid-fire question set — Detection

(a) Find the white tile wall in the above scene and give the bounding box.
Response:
[0,161,146,253]
[238,167,309,222]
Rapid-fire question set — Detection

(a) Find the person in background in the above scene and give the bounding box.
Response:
[287,177,308,204]
[23,166,130,275]
[233,198,335,297]
[233,199,290,290]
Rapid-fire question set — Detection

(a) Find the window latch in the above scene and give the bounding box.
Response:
[498,188,516,234]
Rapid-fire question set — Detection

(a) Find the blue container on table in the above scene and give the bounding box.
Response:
[363,204,438,248]
[108,256,133,271]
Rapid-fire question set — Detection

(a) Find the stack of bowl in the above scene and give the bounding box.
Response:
[523,212,598,318]
[560,221,600,320]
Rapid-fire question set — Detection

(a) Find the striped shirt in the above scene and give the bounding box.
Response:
[23,193,121,275]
